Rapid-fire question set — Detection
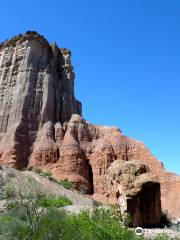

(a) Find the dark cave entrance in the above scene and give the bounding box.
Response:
[86,160,94,195]
[127,182,161,227]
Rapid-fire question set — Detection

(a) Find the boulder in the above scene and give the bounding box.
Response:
[106,160,161,226]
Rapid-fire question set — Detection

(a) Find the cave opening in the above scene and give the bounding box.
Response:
[127,182,161,227]
[86,160,94,195]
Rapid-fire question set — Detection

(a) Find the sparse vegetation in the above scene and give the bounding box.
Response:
[1,174,141,239]
[37,196,72,208]
[58,179,74,190]
[0,205,144,240]
[40,171,52,178]
[93,200,102,207]
[28,168,76,191]
[4,184,16,199]
[0,170,179,240]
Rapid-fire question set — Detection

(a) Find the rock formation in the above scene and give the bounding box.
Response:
[0,31,81,169]
[0,32,179,222]
[106,160,161,226]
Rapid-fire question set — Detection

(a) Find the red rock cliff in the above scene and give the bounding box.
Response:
[0,32,179,219]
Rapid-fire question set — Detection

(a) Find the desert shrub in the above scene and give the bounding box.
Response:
[56,208,143,240]
[31,208,67,239]
[58,179,74,190]
[37,196,72,208]
[0,176,142,240]
[93,200,102,207]
[40,171,52,177]
[4,176,50,235]
[13,176,48,200]
[109,204,132,227]
[4,184,16,198]
[0,206,144,240]
[123,213,132,227]
[0,213,30,239]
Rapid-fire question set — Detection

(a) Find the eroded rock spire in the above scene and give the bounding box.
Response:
[0,31,81,168]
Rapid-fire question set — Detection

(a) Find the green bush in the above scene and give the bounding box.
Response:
[40,171,52,177]
[0,214,30,239]
[64,208,142,240]
[93,200,102,207]
[4,184,16,198]
[58,179,74,190]
[0,205,144,240]
[37,196,72,208]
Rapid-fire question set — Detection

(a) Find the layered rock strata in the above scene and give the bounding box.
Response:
[0,32,179,220]
[0,31,81,168]
[30,114,180,220]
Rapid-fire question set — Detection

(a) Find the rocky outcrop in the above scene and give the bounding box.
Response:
[160,173,180,219]
[0,32,179,221]
[31,114,179,220]
[106,160,161,227]
[0,31,81,169]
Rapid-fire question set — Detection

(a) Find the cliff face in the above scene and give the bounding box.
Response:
[38,114,178,219]
[0,32,179,220]
[0,32,81,168]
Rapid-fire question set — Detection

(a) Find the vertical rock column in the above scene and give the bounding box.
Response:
[0,32,81,169]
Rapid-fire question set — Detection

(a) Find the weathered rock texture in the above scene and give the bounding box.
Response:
[0,32,179,221]
[106,160,161,226]
[28,113,180,221]
[0,31,81,169]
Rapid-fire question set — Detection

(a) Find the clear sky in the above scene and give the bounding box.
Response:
[0,0,179,174]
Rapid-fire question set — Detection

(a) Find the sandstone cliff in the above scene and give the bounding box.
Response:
[0,31,81,168]
[0,32,179,220]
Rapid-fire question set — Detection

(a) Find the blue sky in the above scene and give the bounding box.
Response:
[0,0,179,174]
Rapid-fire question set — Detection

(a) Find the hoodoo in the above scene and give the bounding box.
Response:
[0,32,179,224]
